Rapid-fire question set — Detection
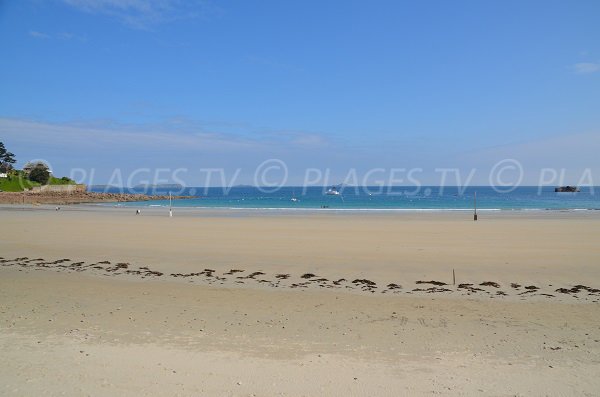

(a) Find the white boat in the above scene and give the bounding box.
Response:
[326,186,341,195]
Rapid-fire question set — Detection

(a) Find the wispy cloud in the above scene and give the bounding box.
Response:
[457,131,600,184]
[0,117,258,153]
[246,55,304,73]
[58,32,88,42]
[0,117,330,154]
[62,0,210,29]
[0,116,335,184]
[28,30,86,42]
[573,62,600,74]
[257,130,328,148]
[29,30,50,39]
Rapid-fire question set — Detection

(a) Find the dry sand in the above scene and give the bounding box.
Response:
[1,206,600,395]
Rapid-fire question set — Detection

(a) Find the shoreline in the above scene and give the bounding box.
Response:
[3,202,600,215]
[92,204,600,212]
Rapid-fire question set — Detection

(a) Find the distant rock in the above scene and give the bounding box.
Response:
[555,186,580,192]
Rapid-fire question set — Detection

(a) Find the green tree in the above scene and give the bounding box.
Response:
[0,142,16,173]
[28,162,50,184]
[23,161,48,175]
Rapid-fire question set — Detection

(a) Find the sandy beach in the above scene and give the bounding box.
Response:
[1,206,600,395]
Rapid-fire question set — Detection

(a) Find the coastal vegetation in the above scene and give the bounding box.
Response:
[0,142,193,204]
[0,142,16,173]
[27,163,51,185]
[0,142,75,192]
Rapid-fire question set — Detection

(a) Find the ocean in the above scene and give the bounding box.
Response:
[88,186,600,211]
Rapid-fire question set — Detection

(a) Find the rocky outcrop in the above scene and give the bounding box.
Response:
[555,186,580,192]
[0,191,194,205]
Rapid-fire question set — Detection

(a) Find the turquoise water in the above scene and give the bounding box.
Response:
[90,186,600,211]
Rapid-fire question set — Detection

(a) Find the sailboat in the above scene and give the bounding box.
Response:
[291,188,299,202]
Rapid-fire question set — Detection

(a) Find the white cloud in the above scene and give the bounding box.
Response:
[62,0,208,29]
[0,117,260,153]
[246,55,304,73]
[29,30,50,39]
[58,32,88,42]
[573,62,600,74]
[28,30,87,42]
[0,117,330,154]
[457,131,600,184]
[0,117,335,185]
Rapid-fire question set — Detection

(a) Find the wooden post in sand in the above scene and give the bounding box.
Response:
[453,269,456,285]
[473,191,478,221]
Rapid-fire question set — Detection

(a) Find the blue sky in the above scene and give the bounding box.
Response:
[1,0,599,186]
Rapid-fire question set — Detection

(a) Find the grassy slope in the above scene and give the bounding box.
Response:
[0,174,40,192]
[0,173,75,192]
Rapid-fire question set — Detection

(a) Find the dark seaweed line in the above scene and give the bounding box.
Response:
[1,256,599,302]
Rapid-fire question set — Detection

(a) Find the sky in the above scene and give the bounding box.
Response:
[1,0,599,187]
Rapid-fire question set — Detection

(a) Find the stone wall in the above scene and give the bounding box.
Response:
[31,184,87,193]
